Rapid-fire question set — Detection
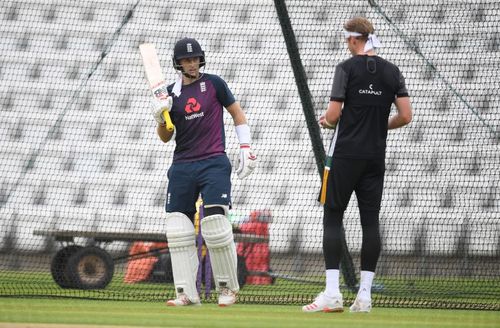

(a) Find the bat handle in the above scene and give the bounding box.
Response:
[319,156,333,205]
[162,111,174,132]
[319,167,329,205]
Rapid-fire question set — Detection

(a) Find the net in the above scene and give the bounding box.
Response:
[0,0,498,310]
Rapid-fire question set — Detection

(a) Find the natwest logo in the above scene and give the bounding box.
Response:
[359,84,382,96]
[185,97,201,113]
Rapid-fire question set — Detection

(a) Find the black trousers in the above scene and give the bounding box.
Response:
[321,157,384,272]
[322,157,385,213]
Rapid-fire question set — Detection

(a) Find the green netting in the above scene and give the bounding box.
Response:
[0,0,498,310]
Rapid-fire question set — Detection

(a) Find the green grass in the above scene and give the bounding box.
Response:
[0,297,499,328]
[1,271,499,310]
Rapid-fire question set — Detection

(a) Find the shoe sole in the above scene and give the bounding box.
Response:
[350,299,371,313]
[218,303,236,307]
[302,306,343,313]
[349,306,371,313]
[166,302,201,307]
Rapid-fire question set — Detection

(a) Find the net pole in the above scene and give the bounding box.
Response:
[273,0,357,291]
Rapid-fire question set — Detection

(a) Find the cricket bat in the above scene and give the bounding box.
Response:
[319,136,335,205]
[139,43,174,132]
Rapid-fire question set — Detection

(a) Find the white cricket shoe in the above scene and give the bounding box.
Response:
[302,292,344,313]
[218,287,237,307]
[166,293,201,307]
[349,296,372,313]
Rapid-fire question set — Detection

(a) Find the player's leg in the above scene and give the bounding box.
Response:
[201,206,239,306]
[304,158,361,313]
[198,155,239,306]
[165,212,200,306]
[164,162,201,306]
[350,158,385,312]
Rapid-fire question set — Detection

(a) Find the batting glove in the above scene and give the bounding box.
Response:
[236,144,257,179]
[151,96,172,125]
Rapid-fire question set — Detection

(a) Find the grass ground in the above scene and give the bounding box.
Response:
[1,271,498,310]
[0,297,499,328]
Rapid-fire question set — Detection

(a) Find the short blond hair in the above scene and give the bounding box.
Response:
[344,17,375,41]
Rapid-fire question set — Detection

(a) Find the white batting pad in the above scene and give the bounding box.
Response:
[166,212,199,302]
[201,214,240,292]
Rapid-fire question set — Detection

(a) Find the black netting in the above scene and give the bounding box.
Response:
[0,0,498,310]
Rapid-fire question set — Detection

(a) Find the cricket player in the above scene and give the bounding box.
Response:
[302,17,413,313]
[151,37,257,307]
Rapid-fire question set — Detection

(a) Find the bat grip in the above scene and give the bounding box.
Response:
[162,111,174,132]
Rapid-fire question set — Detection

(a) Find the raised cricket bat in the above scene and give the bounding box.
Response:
[139,43,174,132]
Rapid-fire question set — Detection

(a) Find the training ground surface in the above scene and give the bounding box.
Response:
[0,298,499,328]
[0,325,140,328]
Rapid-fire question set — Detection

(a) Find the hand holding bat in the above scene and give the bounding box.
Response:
[319,114,336,129]
[151,96,172,126]
[139,43,175,132]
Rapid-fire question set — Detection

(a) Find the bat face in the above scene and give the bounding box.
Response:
[139,43,165,89]
[139,43,175,132]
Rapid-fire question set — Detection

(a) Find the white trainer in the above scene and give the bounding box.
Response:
[349,296,372,313]
[218,287,237,307]
[302,292,344,313]
[166,293,201,307]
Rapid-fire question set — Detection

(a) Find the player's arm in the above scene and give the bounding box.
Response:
[388,96,412,130]
[389,70,413,130]
[226,101,247,126]
[320,100,342,129]
[226,102,257,179]
[320,64,346,129]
